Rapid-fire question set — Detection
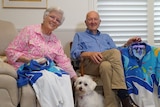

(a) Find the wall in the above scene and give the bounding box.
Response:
[0,0,96,56]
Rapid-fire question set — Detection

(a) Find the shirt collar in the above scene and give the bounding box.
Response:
[34,24,56,42]
[86,29,100,36]
[128,42,151,57]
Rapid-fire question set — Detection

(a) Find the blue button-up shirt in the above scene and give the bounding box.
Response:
[70,29,116,59]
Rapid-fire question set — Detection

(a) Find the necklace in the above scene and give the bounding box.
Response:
[43,34,51,42]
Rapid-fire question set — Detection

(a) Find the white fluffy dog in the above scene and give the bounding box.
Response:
[74,75,104,107]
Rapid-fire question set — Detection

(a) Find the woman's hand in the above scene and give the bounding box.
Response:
[71,76,78,82]
[34,58,47,64]
[17,56,31,63]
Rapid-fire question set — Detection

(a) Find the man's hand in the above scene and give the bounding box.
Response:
[124,36,142,47]
[81,52,103,64]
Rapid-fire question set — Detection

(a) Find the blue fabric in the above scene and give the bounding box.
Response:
[121,42,160,98]
[70,29,116,59]
[17,57,68,87]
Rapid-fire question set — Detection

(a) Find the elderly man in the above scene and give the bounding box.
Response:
[71,11,140,107]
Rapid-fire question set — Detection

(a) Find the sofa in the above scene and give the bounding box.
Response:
[0,20,40,107]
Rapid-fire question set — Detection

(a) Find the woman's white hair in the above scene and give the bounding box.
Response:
[43,7,65,25]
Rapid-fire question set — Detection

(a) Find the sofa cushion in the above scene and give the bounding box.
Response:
[0,20,17,55]
[0,61,17,78]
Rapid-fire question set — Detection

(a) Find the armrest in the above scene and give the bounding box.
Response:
[0,62,17,78]
[0,55,7,62]
[71,58,85,76]
[79,58,84,76]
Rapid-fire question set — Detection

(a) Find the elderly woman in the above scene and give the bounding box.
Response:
[5,7,77,107]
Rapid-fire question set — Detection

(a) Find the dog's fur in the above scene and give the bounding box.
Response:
[74,75,104,107]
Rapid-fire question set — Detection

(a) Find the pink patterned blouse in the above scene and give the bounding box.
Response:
[5,24,77,78]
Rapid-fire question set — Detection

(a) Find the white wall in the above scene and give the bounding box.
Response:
[0,0,96,56]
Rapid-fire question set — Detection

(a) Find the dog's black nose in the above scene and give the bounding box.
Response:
[79,87,82,91]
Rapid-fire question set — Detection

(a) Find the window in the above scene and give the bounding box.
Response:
[96,0,160,47]
[154,0,160,47]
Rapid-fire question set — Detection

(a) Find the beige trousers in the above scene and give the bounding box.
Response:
[83,49,127,107]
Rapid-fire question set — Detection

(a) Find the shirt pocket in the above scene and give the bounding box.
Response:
[27,39,43,56]
[80,40,96,50]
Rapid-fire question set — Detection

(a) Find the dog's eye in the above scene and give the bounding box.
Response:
[79,81,82,84]
[84,83,88,86]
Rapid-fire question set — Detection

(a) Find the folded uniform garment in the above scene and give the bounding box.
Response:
[17,57,68,87]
